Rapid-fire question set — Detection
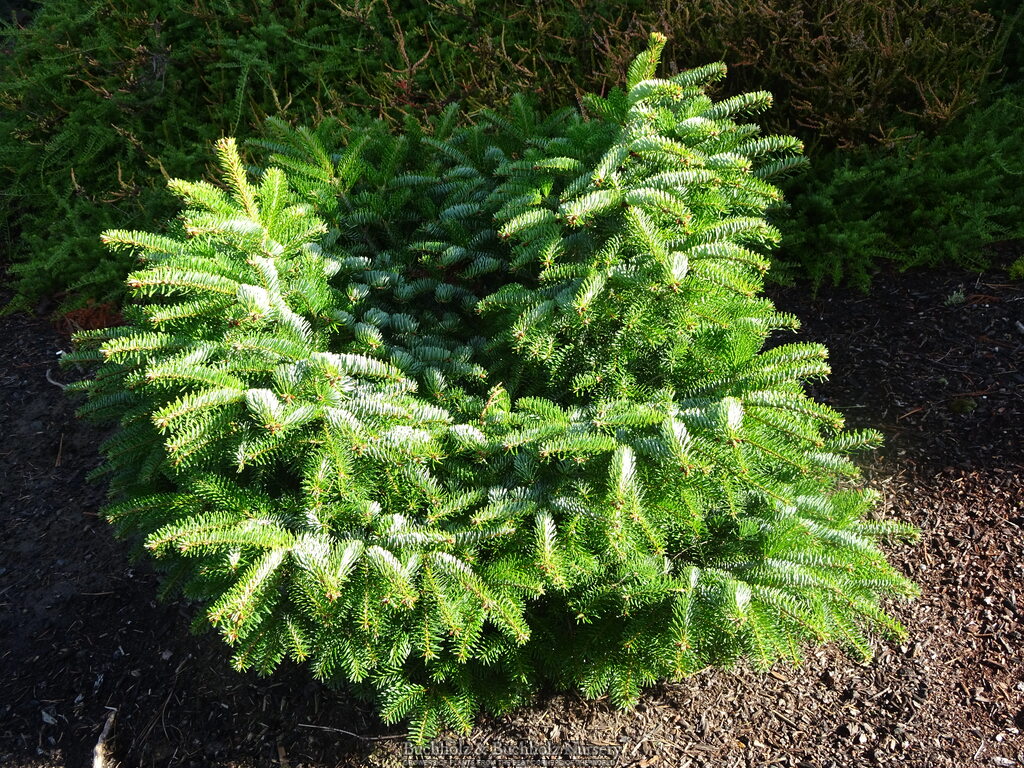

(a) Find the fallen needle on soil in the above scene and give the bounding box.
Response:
[45,367,67,390]
[296,723,404,741]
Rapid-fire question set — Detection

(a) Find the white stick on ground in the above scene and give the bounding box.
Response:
[93,709,117,768]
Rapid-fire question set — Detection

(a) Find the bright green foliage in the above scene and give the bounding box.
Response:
[67,37,917,741]
[0,0,1002,310]
[777,88,1024,290]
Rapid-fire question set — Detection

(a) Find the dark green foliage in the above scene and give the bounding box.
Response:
[66,38,916,741]
[0,0,1002,309]
[0,0,377,309]
[990,0,1024,84]
[777,89,1024,291]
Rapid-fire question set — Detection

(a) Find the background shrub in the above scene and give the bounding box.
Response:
[65,39,917,741]
[0,0,1002,309]
[775,88,1024,290]
[989,0,1024,84]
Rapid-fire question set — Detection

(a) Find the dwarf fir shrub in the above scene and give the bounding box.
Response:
[66,36,917,742]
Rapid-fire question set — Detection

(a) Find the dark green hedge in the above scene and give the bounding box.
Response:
[776,87,1024,290]
[0,0,1004,309]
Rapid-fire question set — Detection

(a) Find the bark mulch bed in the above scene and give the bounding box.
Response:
[1,268,1022,768]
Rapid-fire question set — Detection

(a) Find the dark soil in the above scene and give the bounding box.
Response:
[1,268,1022,768]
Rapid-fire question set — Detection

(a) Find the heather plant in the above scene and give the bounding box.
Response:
[65,37,917,741]
[593,0,1003,148]
[0,0,1001,310]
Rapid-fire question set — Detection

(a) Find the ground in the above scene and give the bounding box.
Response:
[1,267,1022,768]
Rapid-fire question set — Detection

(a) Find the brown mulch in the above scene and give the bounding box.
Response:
[0,267,1022,768]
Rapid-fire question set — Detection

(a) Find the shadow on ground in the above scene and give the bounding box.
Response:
[1,268,1022,767]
